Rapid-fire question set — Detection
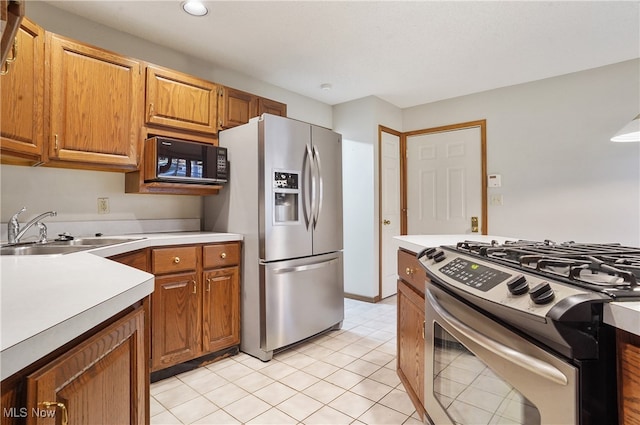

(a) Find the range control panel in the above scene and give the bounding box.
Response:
[439,257,512,292]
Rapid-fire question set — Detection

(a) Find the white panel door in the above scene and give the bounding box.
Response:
[407,127,482,234]
[380,130,401,298]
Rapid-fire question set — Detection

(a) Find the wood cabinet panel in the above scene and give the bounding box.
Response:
[0,0,24,66]
[152,246,198,275]
[1,18,44,165]
[25,307,146,425]
[146,64,219,135]
[110,249,149,272]
[257,97,287,117]
[218,86,255,129]
[203,242,240,269]
[617,328,640,424]
[47,33,141,169]
[397,248,427,296]
[151,272,199,371]
[397,279,425,418]
[202,267,240,353]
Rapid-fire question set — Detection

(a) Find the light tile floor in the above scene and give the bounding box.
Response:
[150,296,422,424]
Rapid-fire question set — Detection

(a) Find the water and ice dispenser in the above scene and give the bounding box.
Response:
[273,171,299,223]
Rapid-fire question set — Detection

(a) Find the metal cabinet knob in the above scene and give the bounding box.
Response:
[220,252,227,259]
[173,256,181,264]
[383,219,391,225]
[405,267,415,276]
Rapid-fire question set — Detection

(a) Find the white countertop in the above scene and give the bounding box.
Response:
[0,231,242,380]
[394,234,640,337]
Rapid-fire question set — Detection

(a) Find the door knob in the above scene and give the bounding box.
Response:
[383,220,391,225]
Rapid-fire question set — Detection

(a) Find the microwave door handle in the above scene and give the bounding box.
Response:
[426,289,569,386]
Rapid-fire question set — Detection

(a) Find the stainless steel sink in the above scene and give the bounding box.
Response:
[0,237,143,256]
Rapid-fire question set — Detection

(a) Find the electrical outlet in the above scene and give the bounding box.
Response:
[97,197,110,214]
[490,194,503,206]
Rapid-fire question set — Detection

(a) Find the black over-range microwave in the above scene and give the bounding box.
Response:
[143,137,228,185]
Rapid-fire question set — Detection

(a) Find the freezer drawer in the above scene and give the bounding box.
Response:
[260,251,344,352]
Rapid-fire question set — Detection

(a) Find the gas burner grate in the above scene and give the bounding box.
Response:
[453,240,640,295]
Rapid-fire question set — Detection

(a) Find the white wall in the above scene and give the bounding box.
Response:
[334,96,402,299]
[1,3,331,224]
[404,59,640,245]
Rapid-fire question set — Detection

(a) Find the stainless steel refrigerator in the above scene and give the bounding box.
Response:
[203,114,344,361]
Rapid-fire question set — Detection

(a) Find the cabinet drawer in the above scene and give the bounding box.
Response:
[397,249,428,296]
[152,246,198,274]
[203,243,240,269]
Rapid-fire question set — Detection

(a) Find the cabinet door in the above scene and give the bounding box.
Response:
[1,18,44,164]
[397,279,425,418]
[202,267,240,354]
[151,272,199,371]
[47,33,141,169]
[26,308,146,425]
[218,86,256,129]
[146,64,219,135]
[257,97,287,117]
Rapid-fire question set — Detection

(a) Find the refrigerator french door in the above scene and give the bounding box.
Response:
[204,114,344,361]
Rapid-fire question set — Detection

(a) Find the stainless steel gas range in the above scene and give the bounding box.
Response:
[417,240,639,425]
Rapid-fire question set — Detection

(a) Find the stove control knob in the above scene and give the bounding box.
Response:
[529,282,555,305]
[507,276,529,295]
[425,248,437,259]
[433,250,446,263]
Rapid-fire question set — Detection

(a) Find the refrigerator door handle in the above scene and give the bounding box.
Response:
[271,257,338,274]
[312,146,323,229]
[302,144,314,229]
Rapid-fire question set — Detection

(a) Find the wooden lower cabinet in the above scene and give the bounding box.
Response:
[617,328,640,424]
[397,248,427,420]
[151,271,200,371]
[202,266,240,353]
[147,242,241,372]
[1,305,148,425]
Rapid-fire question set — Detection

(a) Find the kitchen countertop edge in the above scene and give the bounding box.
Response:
[394,234,640,337]
[1,231,243,380]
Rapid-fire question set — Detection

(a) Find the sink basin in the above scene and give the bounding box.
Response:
[49,237,142,247]
[0,245,91,256]
[1,237,143,256]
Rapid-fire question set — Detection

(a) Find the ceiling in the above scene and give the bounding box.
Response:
[41,1,640,109]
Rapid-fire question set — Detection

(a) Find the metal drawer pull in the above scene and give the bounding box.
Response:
[40,401,68,425]
[220,252,227,259]
[426,289,568,386]
[405,267,415,276]
[207,278,211,292]
[173,256,180,264]
[192,280,197,294]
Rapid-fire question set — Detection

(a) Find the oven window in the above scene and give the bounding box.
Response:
[433,323,541,425]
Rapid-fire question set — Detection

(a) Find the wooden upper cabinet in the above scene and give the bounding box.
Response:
[145,64,219,135]
[46,33,142,170]
[257,96,287,117]
[218,86,287,130]
[1,0,24,66]
[1,18,44,165]
[218,86,256,129]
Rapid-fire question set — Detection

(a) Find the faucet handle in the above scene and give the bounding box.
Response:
[37,222,48,243]
[11,206,26,220]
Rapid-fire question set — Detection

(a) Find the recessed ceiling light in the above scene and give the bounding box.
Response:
[182,1,208,17]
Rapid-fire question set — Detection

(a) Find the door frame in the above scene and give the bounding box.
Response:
[402,120,488,236]
[378,125,403,301]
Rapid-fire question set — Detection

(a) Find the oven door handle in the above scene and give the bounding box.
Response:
[427,289,569,386]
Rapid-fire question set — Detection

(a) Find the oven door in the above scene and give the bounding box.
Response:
[425,283,578,425]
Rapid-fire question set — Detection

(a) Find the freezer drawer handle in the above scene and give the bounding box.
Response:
[426,288,568,386]
[272,258,338,274]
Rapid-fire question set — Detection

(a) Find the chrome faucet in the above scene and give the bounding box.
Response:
[8,207,57,244]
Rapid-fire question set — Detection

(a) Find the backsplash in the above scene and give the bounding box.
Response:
[0,218,201,243]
